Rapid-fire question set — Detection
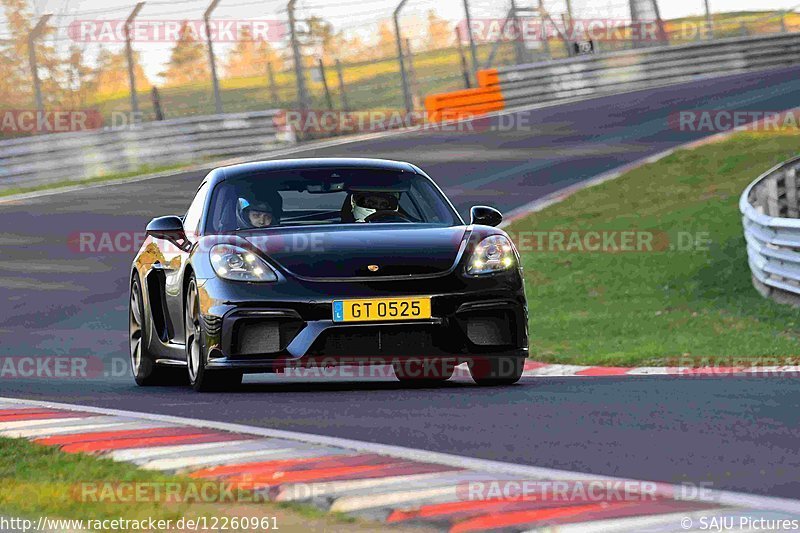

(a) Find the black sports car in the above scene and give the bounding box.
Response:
[129,158,528,391]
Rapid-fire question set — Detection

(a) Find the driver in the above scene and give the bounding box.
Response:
[350,192,399,222]
[236,196,279,228]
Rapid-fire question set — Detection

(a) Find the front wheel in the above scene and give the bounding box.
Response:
[469,356,525,386]
[130,274,185,386]
[185,275,242,392]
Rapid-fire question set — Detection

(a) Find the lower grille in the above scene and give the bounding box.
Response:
[233,320,303,356]
[309,326,442,357]
[464,312,514,347]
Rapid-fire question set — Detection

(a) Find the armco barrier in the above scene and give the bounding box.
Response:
[491,32,800,109]
[741,155,800,306]
[0,109,292,192]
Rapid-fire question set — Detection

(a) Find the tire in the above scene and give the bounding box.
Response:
[393,359,455,385]
[130,274,186,386]
[185,274,243,392]
[469,356,525,386]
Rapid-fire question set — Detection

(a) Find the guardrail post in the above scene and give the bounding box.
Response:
[394,0,413,113]
[204,0,223,114]
[124,4,145,118]
[27,14,52,116]
[288,0,310,111]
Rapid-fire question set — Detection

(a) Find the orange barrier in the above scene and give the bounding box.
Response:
[424,69,504,123]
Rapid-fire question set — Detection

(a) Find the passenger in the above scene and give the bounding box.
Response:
[349,192,399,222]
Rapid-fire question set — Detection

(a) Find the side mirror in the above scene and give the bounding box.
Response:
[470,206,503,227]
[146,216,187,247]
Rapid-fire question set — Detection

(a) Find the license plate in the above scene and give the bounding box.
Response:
[332,297,432,323]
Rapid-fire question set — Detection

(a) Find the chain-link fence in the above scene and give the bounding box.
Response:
[0,0,798,135]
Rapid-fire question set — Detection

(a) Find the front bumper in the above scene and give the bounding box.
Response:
[198,275,528,372]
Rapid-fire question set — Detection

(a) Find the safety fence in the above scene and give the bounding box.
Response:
[426,31,800,117]
[494,31,800,109]
[0,110,292,192]
[741,155,800,306]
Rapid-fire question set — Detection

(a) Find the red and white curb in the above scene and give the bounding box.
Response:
[1,397,798,532]
[519,361,800,378]
[420,361,800,380]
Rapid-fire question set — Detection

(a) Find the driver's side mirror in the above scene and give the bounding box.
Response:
[146,216,188,249]
[470,206,503,227]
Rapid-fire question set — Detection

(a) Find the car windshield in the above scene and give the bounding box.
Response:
[206,168,460,232]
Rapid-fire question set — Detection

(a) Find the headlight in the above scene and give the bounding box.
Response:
[466,235,516,276]
[209,244,277,282]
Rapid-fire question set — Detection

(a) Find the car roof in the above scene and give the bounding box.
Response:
[212,158,420,185]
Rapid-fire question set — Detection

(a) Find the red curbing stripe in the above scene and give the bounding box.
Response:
[389,497,603,523]
[576,367,632,376]
[0,412,94,422]
[523,361,549,371]
[450,502,615,532]
[449,499,717,532]
[0,408,67,416]
[190,456,343,479]
[273,463,461,499]
[59,432,239,454]
[34,426,207,446]
[190,453,390,480]
[230,462,420,489]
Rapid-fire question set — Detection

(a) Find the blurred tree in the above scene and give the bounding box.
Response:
[159,21,209,86]
[90,48,149,98]
[375,21,395,59]
[63,45,94,107]
[224,26,283,78]
[425,9,452,50]
[0,0,61,108]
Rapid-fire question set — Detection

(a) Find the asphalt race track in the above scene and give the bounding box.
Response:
[2,67,800,499]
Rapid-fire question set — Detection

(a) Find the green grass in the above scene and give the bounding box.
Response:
[0,437,390,531]
[0,163,193,198]
[507,129,800,366]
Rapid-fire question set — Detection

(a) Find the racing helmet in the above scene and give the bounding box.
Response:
[236,197,276,228]
[351,192,399,222]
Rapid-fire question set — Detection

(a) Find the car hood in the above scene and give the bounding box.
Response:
[243,225,468,279]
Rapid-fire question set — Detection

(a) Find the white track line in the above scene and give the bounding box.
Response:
[1,396,797,515]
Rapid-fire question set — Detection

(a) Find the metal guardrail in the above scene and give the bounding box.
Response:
[493,32,800,109]
[741,155,800,306]
[0,110,293,192]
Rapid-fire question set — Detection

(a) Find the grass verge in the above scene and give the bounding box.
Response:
[0,437,403,532]
[508,129,800,366]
